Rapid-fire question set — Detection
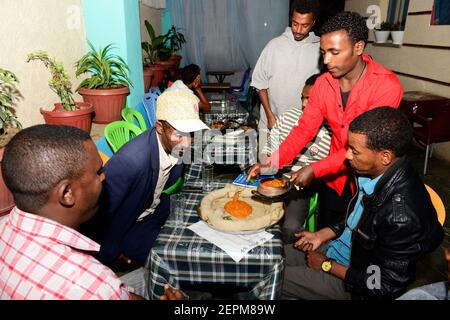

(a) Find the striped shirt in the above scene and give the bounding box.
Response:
[0,207,131,300]
[262,107,332,169]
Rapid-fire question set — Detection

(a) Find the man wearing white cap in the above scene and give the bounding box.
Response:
[81,91,209,267]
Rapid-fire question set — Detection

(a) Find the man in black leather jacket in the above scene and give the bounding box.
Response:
[281,107,444,300]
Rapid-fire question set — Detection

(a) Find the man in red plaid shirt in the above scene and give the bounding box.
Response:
[0,125,142,300]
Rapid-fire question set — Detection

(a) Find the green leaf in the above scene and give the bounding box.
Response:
[145,20,156,40]
[75,41,131,89]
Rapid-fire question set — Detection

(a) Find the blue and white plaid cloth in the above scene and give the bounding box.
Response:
[145,164,284,300]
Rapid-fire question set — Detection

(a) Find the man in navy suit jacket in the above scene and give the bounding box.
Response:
[81,91,209,266]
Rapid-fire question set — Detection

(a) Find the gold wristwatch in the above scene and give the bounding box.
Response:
[321,258,333,273]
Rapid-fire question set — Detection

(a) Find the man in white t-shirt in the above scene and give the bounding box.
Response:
[251,0,321,159]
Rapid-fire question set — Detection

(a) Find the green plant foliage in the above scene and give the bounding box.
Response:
[376,21,391,31]
[27,51,76,111]
[75,42,132,90]
[141,20,170,65]
[164,25,186,56]
[0,68,22,131]
[392,21,404,31]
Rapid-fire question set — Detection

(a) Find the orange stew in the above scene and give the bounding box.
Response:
[224,192,252,218]
[261,178,286,188]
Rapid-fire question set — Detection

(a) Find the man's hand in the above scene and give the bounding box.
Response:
[160,285,186,300]
[247,163,269,182]
[290,165,315,188]
[294,231,323,252]
[118,254,132,264]
[193,75,201,89]
[267,113,277,130]
[305,251,327,271]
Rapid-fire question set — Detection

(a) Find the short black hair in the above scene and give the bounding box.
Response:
[349,107,412,157]
[181,64,200,85]
[320,11,368,45]
[305,73,320,86]
[1,125,92,212]
[290,0,320,20]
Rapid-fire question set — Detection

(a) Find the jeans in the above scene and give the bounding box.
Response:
[397,281,449,300]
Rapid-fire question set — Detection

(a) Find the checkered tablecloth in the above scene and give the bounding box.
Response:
[204,99,250,125]
[184,129,258,169]
[145,164,284,300]
[202,129,258,168]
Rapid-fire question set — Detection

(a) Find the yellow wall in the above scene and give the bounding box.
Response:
[0,0,88,128]
[346,0,450,162]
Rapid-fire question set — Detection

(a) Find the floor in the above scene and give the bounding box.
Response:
[92,122,449,296]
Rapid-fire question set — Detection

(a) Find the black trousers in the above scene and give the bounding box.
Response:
[317,178,354,229]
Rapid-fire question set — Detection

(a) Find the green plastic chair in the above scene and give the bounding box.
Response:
[104,121,143,153]
[121,107,147,131]
[162,177,185,195]
[303,192,318,232]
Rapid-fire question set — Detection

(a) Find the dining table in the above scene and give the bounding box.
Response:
[144,163,285,300]
[206,70,235,83]
[187,94,257,169]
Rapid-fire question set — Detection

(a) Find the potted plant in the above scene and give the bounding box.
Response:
[27,51,94,133]
[0,67,22,215]
[164,25,186,69]
[75,42,132,124]
[374,21,390,43]
[142,20,168,91]
[391,21,405,45]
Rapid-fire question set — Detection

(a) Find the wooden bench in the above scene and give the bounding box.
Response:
[201,82,231,92]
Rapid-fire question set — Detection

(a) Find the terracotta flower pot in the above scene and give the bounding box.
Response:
[0,148,14,217]
[78,86,130,124]
[169,55,182,69]
[40,102,94,133]
[155,59,178,82]
[143,64,165,92]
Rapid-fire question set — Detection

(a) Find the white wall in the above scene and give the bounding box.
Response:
[139,2,163,46]
[0,0,88,128]
[346,0,450,162]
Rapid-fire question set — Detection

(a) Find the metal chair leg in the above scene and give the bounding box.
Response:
[424,144,430,175]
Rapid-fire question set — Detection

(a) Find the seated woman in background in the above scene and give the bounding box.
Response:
[166,64,211,113]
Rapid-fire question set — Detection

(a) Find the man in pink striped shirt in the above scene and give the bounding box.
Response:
[0,125,141,300]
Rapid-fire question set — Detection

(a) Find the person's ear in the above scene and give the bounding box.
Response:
[156,121,164,135]
[57,180,75,207]
[354,40,365,56]
[380,150,393,166]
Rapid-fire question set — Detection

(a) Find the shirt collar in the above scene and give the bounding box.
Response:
[156,133,179,171]
[358,174,383,196]
[7,207,100,252]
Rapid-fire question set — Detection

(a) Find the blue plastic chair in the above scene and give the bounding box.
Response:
[149,86,161,96]
[95,136,114,158]
[132,102,151,129]
[142,92,158,128]
[232,76,251,102]
[227,67,251,94]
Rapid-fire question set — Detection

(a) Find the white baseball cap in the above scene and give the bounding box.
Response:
[156,90,209,133]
